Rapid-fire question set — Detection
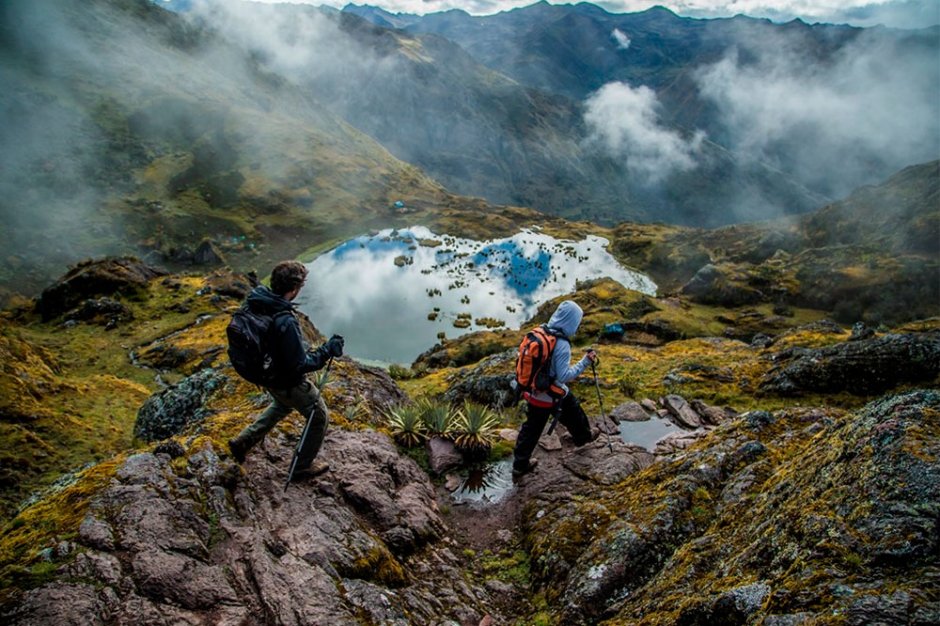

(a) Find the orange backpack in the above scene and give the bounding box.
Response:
[515,326,567,397]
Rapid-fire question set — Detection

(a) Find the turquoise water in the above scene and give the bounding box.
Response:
[296,226,656,365]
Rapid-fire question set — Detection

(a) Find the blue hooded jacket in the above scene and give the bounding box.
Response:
[545,300,591,395]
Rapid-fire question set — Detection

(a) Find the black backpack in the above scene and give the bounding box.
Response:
[226,306,290,386]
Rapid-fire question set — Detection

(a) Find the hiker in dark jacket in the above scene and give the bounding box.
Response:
[228,261,344,480]
[513,300,596,477]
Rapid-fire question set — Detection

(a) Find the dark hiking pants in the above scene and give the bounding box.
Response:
[232,379,329,471]
[513,393,592,472]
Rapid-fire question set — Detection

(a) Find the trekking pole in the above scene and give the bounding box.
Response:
[591,359,614,454]
[285,406,316,492]
[285,357,334,491]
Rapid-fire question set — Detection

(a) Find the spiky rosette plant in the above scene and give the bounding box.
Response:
[453,401,500,453]
[419,398,456,439]
[385,403,426,448]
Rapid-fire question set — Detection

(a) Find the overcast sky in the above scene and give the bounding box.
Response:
[243,1,940,29]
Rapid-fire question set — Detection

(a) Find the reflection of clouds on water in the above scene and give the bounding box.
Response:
[297,226,656,365]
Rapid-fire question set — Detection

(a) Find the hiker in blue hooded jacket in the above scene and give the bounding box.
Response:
[513,300,596,477]
[228,261,344,480]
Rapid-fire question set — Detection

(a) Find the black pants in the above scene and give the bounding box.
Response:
[513,393,592,471]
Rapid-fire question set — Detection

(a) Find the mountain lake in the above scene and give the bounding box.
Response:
[297,226,657,365]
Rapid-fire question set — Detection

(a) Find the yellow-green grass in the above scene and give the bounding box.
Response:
[0,456,124,602]
[0,275,238,520]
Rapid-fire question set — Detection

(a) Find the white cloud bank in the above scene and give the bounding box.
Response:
[584,83,706,183]
[694,27,939,197]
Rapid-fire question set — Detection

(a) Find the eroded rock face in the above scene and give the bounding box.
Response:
[523,390,940,625]
[5,429,496,625]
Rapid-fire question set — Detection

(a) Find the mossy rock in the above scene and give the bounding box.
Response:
[36,257,166,321]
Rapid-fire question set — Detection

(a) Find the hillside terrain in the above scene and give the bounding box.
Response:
[0,246,937,623]
[0,1,937,624]
[0,158,937,621]
[2,0,937,300]
[0,0,457,298]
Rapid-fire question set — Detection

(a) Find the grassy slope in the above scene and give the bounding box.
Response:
[0,0,457,299]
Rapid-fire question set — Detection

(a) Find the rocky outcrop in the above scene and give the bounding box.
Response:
[441,352,516,407]
[681,264,764,307]
[134,369,230,442]
[328,361,409,415]
[36,257,166,321]
[63,298,134,329]
[761,331,940,395]
[4,429,498,625]
[610,397,733,431]
[524,390,940,625]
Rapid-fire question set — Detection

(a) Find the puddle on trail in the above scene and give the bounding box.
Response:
[450,460,515,506]
[297,226,656,365]
[618,416,677,450]
[447,417,677,507]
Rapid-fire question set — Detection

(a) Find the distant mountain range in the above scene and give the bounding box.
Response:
[0,0,937,296]
[341,2,939,214]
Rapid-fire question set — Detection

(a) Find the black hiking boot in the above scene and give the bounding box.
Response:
[512,458,539,479]
[290,461,330,482]
[228,438,249,464]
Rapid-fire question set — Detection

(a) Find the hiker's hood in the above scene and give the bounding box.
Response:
[547,300,583,338]
[246,285,294,314]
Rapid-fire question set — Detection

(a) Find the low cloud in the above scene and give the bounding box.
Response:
[584,82,705,183]
[611,28,631,49]
[694,27,940,198]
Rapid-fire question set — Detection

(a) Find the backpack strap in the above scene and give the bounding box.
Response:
[534,325,568,400]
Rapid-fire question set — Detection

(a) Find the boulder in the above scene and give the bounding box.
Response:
[443,373,514,407]
[663,394,703,428]
[498,428,518,443]
[609,401,650,423]
[426,436,462,475]
[192,240,224,266]
[681,264,763,307]
[64,297,133,328]
[328,361,408,415]
[202,269,256,300]
[690,399,735,425]
[653,429,710,455]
